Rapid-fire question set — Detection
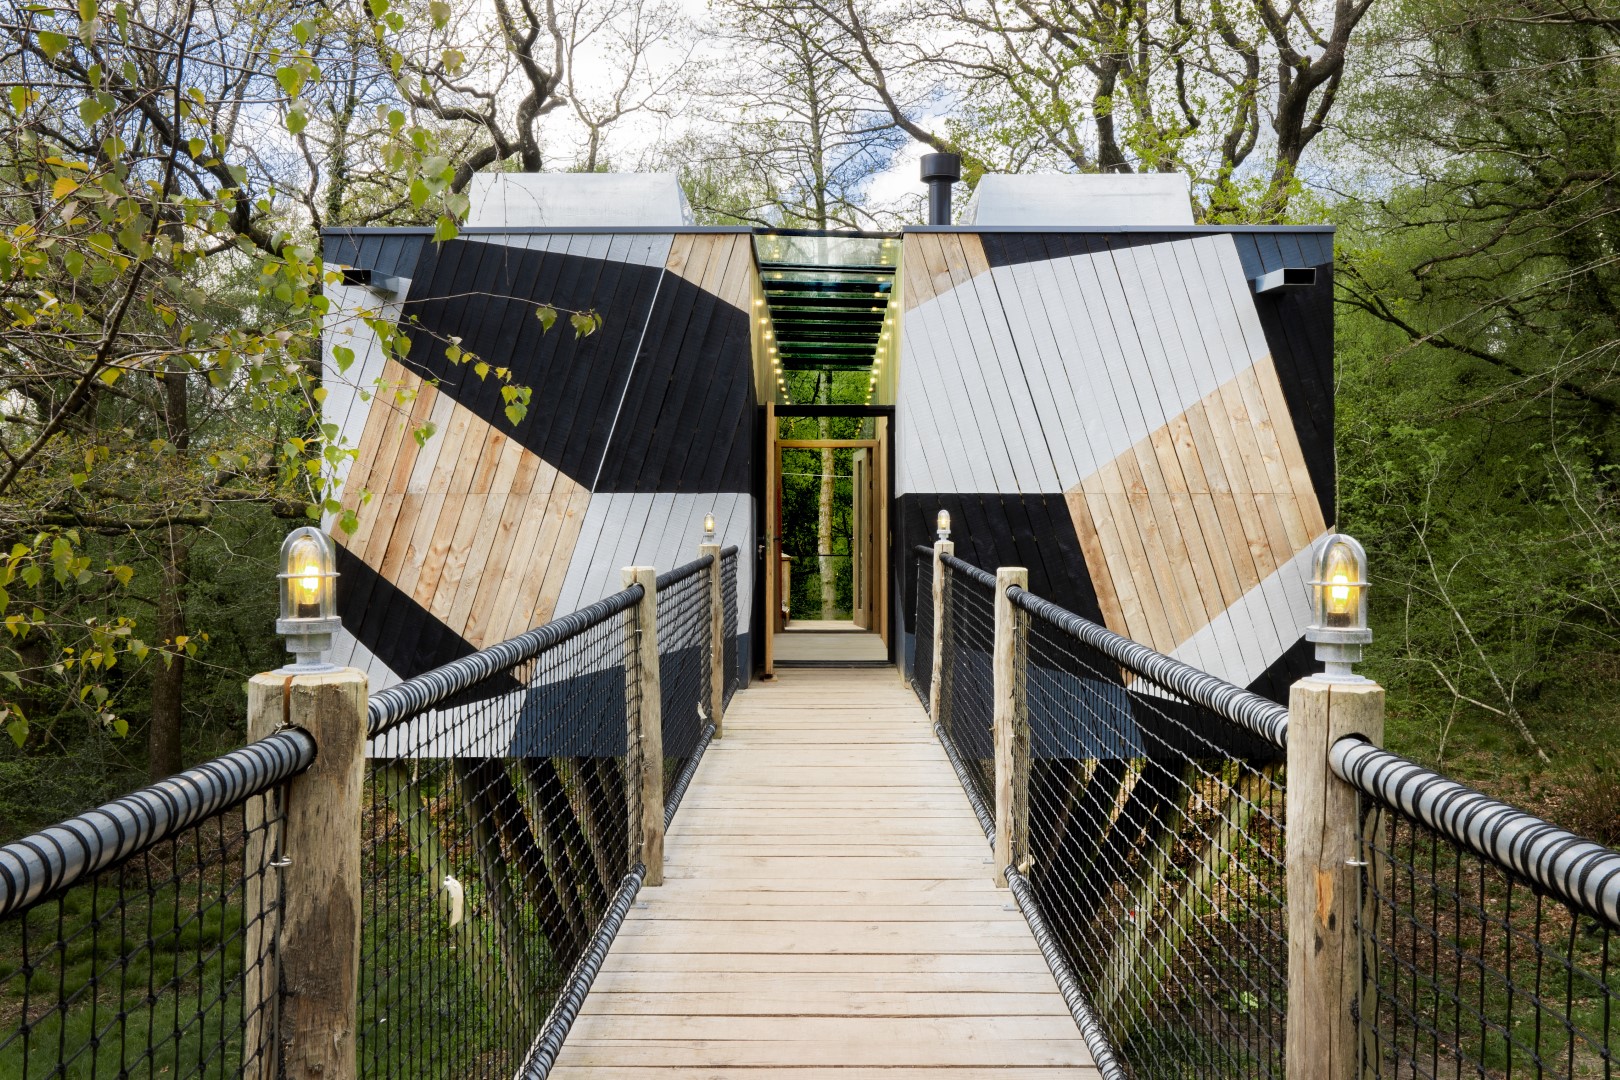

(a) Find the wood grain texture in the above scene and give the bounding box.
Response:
[549,667,1097,1075]
[1286,679,1384,1080]
[1065,358,1326,660]
[248,669,368,1080]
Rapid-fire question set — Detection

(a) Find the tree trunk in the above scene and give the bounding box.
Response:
[817,374,836,619]
[149,361,190,781]
[149,522,189,780]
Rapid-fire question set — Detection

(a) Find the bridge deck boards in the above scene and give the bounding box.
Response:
[549,667,1099,1077]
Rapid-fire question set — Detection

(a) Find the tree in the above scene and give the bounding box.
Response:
[1328,0,1620,760]
[0,0,485,771]
[793,0,1374,217]
[686,0,905,228]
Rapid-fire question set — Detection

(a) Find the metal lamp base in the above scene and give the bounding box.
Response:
[1311,639,1371,684]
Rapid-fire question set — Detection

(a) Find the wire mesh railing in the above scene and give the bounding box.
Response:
[657,556,714,821]
[3,549,727,1079]
[910,544,934,708]
[358,586,646,1078]
[933,555,1291,1080]
[0,732,314,1078]
[721,546,740,708]
[938,554,998,821]
[1334,740,1620,1079]
[1012,585,1289,1080]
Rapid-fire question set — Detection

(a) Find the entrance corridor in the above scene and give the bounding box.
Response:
[549,668,1100,1076]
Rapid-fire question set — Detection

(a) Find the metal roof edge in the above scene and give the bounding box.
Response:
[321,225,754,236]
[901,224,1335,234]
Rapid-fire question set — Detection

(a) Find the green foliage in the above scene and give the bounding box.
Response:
[1330,0,1620,780]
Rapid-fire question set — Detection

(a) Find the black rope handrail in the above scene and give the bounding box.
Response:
[940,550,997,589]
[1005,867,1126,1080]
[1332,738,1620,927]
[720,544,739,558]
[934,722,994,844]
[516,863,646,1078]
[367,584,644,739]
[0,728,316,917]
[664,724,715,827]
[1005,584,1290,750]
[656,554,714,591]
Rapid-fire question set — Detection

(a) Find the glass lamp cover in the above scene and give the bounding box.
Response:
[279,528,336,621]
[937,509,950,534]
[1312,535,1368,630]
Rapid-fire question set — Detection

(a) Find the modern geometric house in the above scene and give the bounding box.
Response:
[321,170,1333,706]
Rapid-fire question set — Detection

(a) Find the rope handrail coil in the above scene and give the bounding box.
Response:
[1331,738,1620,928]
[1004,583,1290,750]
[719,544,739,559]
[656,554,714,591]
[367,583,645,738]
[0,728,315,918]
[939,551,997,589]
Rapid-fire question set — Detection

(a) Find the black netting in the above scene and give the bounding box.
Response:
[721,547,740,708]
[359,592,639,1078]
[938,554,997,820]
[1357,800,1619,1079]
[656,558,713,816]
[1018,600,1288,1079]
[910,544,934,709]
[0,771,294,1078]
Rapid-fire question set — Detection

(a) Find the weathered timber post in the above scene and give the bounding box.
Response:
[245,667,368,1080]
[624,566,664,886]
[1286,677,1384,1080]
[992,566,1030,888]
[701,541,725,738]
[928,536,953,724]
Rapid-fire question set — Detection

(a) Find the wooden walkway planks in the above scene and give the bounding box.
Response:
[549,667,1098,1077]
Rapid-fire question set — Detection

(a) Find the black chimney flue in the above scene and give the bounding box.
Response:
[920,153,962,226]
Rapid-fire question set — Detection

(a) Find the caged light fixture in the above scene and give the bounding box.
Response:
[275,526,341,673]
[1305,533,1372,682]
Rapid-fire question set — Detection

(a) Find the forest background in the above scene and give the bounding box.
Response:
[2,0,1618,845]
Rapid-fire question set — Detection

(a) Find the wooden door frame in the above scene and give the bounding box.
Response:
[767,434,889,669]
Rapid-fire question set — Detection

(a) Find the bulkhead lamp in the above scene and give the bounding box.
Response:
[704,512,717,543]
[937,509,951,541]
[276,527,341,674]
[1305,533,1371,683]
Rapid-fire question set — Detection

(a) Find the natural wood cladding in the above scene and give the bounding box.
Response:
[337,358,587,651]
[1065,357,1326,655]
[895,227,1332,685]
[330,232,758,678]
[901,232,990,312]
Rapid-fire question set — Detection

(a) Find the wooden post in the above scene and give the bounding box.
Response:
[245,667,368,1080]
[624,566,664,886]
[928,537,953,724]
[992,566,1029,888]
[701,541,725,739]
[1286,677,1384,1080]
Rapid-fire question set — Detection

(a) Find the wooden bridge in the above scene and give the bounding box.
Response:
[552,667,1098,1076]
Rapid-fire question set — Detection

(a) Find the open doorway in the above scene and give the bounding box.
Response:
[763,407,889,671]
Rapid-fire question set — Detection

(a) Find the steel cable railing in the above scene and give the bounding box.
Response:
[721,546,740,707]
[938,554,999,821]
[4,554,724,1080]
[910,544,934,709]
[0,732,314,1077]
[933,555,1289,1080]
[357,584,645,1077]
[656,556,714,816]
[1333,740,1620,1078]
[924,550,1620,1080]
